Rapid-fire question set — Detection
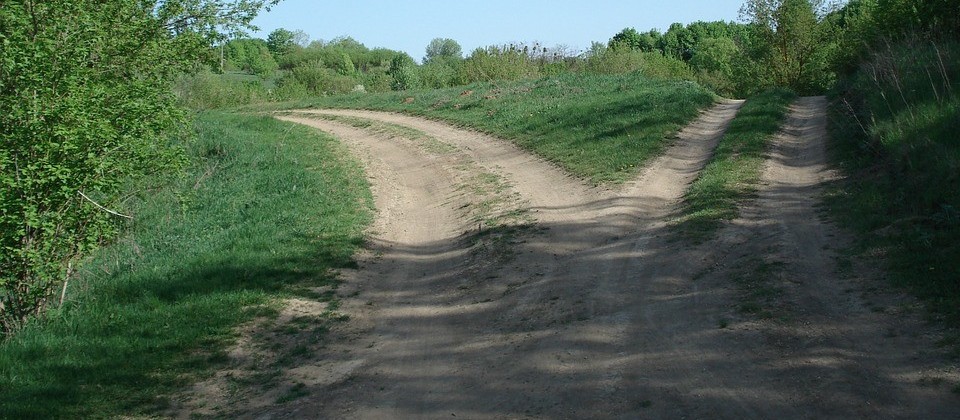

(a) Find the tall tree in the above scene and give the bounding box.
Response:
[266,28,296,56]
[424,38,463,64]
[741,0,833,93]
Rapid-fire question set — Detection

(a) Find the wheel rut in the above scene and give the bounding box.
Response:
[230,97,959,419]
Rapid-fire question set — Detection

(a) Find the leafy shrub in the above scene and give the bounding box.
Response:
[175,71,278,109]
[224,38,278,78]
[459,46,540,83]
[585,48,694,80]
[361,68,394,93]
[281,61,357,95]
[389,54,421,90]
[420,60,461,89]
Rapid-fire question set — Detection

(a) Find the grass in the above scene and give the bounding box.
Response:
[0,112,372,417]
[264,71,717,185]
[673,88,797,240]
[827,39,960,326]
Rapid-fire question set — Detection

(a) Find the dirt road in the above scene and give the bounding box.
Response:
[228,97,956,418]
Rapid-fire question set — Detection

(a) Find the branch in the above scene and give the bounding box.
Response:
[78,190,133,219]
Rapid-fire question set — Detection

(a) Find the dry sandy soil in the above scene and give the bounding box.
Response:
[179,97,959,418]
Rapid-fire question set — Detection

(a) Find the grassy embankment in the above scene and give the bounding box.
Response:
[273,72,717,185]
[0,113,372,418]
[827,40,960,329]
[673,88,797,240]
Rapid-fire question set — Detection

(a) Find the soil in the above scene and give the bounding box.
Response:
[181,98,959,418]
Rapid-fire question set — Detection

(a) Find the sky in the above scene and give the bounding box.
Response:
[251,0,746,62]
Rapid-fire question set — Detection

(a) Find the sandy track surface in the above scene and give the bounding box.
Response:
[223,98,957,418]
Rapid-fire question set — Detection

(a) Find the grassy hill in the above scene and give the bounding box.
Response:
[276,72,717,185]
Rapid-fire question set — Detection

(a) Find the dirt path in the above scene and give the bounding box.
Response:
[229,97,957,418]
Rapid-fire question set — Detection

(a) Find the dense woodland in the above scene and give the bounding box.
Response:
[0,0,958,415]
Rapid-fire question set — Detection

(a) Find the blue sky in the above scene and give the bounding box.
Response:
[252,0,746,62]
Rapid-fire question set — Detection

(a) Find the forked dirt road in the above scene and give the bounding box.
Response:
[250,97,957,418]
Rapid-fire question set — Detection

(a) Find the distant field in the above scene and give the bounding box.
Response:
[271,72,717,184]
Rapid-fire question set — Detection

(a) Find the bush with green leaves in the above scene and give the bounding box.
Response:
[0,0,276,336]
[174,71,283,109]
[280,60,358,95]
[585,48,694,80]
[224,38,279,77]
[459,45,540,83]
[420,60,462,89]
[389,53,422,90]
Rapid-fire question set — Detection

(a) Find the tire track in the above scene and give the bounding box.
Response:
[245,97,960,419]
[263,101,744,418]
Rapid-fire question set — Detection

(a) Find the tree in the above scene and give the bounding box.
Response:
[424,38,463,64]
[740,0,833,93]
[660,22,696,60]
[609,28,643,50]
[266,28,296,56]
[0,0,278,336]
[225,38,279,76]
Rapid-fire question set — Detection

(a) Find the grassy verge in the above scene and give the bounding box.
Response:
[827,39,960,327]
[264,72,716,184]
[673,88,796,240]
[0,112,372,417]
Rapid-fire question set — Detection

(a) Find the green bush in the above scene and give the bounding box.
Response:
[282,61,358,95]
[585,48,694,80]
[459,46,540,83]
[361,68,394,93]
[175,71,279,109]
[389,54,421,90]
[420,60,461,89]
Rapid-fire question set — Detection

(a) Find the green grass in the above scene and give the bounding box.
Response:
[266,72,717,184]
[827,39,960,326]
[0,112,372,417]
[673,88,797,239]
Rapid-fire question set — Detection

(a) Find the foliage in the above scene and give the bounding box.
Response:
[265,28,307,57]
[690,37,741,96]
[420,60,462,89]
[224,38,278,77]
[609,28,660,52]
[828,38,960,322]
[585,48,695,80]
[0,112,371,417]
[739,0,835,94]
[459,45,541,83]
[675,88,796,238]
[175,71,289,108]
[389,53,421,90]
[424,38,463,64]
[282,72,716,184]
[283,61,356,95]
[0,0,278,336]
